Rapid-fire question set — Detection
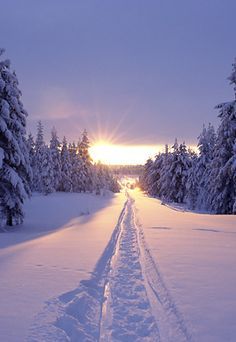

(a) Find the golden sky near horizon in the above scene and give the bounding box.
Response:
[89,141,198,165]
[89,143,163,165]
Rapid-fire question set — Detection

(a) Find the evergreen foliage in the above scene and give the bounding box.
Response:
[140,58,236,214]
[0,49,31,226]
[60,136,72,192]
[140,141,192,204]
[27,125,120,196]
[50,127,61,191]
[204,61,236,213]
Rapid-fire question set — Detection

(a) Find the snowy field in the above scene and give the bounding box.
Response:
[0,188,236,341]
[135,190,236,342]
[0,192,126,341]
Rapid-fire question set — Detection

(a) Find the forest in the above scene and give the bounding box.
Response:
[140,59,236,214]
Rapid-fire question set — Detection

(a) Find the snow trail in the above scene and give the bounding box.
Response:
[99,193,160,341]
[29,190,191,341]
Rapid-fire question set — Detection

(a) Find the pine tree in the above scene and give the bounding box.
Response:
[27,133,35,166]
[0,49,31,226]
[195,123,216,209]
[206,60,236,213]
[33,121,45,192]
[158,145,171,199]
[50,127,61,191]
[139,158,154,193]
[185,151,198,209]
[157,140,191,203]
[148,153,163,197]
[161,140,179,202]
[60,136,72,192]
[41,146,54,195]
[170,142,191,203]
[69,142,81,192]
[77,130,93,192]
[26,133,35,190]
[94,163,120,194]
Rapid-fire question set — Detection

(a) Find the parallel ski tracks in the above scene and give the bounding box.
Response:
[99,193,160,341]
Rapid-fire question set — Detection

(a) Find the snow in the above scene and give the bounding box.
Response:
[0,186,236,341]
[100,194,159,341]
[0,191,125,341]
[134,189,236,342]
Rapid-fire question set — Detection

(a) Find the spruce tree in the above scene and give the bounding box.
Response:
[33,121,45,192]
[195,123,215,209]
[206,60,236,213]
[41,146,54,195]
[26,133,35,191]
[0,49,31,226]
[60,136,72,192]
[158,145,171,199]
[139,158,154,194]
[50,127,61,191]
[69,142,80,192]
[94,163,120,194]
[78,130,93,192]
[168,142,191,203]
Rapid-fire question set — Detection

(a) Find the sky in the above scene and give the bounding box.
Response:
[1,0,236,151]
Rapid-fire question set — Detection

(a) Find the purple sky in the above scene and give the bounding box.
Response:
[1,0,236,145]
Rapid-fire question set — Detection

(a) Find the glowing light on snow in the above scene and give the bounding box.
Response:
[89,142,163,165]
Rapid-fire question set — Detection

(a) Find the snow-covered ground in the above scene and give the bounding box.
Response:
[0,192,126,341]
[134,190,236,342]
[0,187,236,341]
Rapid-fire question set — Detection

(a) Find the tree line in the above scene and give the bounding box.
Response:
[28,122,119,196]
[0,50,119,227]
[140,58,236,214]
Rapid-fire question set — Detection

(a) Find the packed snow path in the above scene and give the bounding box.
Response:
[99,193,160,341]
[30,190,191,341]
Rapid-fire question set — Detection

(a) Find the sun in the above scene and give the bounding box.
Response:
[89,141,162,165]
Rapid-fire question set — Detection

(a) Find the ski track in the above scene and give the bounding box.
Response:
[99,194,160,341]
[29,191,192,342]
[135,207,192,342]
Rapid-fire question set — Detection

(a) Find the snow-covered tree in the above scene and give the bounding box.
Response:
[77,130,93,192]
[40,145,54,195]
[94,162,120,194]
[49,127,61,191]
[26,133,35,190]
[32,121,56,195]
[25,125,120,196]
[27,133,35,167]
[185,124,215,209]
[158,145,172,199]
[0,49,31,226]
[33,121,45,192]
[139,158,154,194]
[167,141,191,203]
[148,152,164,197]
[141,140,192,204]
[185,149,198,209]
[69,142,81,192]
[185,161,197,209]
[206,60,236,213]
[194,123,216,209]
[60,136,72,192]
